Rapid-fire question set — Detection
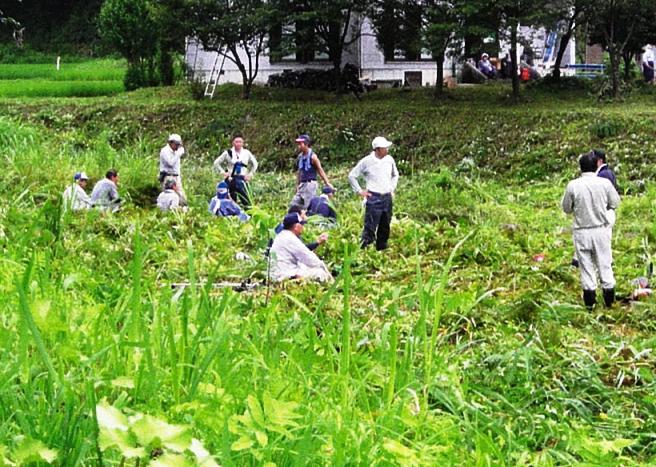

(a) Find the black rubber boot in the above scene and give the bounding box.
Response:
[583,290,596,309]
[602,288,615,308]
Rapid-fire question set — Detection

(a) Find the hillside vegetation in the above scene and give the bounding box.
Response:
[1,84,656,465]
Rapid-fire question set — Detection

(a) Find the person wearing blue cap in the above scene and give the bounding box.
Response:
[307,186,337,222]
[269,212,332,282]
[289,134,333,211]
[208,181,249,221]
[62,171,92,211]
[348,136,399,250]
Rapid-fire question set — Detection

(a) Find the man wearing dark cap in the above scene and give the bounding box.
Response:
[562,152,620,309]
[269,212,332,282]
[307,186,337,222]
[289,134,333,211]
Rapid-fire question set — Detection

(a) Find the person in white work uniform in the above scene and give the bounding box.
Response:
[213,133,258,209]
[159,133,186,202]
[348,136,399,251]
[270,213,333,282]
[62,171,92,211]
[562,152,620,309]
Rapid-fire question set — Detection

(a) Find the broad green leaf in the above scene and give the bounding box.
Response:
[231,436,254,451]
[262,392,300,431]
[131,414,191,453]
[149,453,193,467]
[383,438,417,461]
[246,395,265,426]
[255,430,268,447]
[13,437,58,464]
[596,438,634,455]
[98,425,145,458]
[96,400,129,431]
[189,438,219,467]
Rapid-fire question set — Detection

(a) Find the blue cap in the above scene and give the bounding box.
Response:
[216,181,229,199]
[295,134,311,145]
[283,213,302,229]
[322,186,335,194]
[74,172,89,181]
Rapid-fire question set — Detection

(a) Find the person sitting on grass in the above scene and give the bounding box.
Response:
[90,169,122,212]
[269,213,333,283]
[157,178,187,212]
[208,181,249,222]
[477,53,496,79]
[307,186,337,223]
[62,171,92,211]
[270,207,328,253]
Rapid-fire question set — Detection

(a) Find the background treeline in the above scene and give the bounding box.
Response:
[2,0,656,97]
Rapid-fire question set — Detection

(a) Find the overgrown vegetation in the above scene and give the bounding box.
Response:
[1,85,656,464]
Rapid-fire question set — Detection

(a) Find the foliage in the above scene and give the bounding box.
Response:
[267,64,361,91]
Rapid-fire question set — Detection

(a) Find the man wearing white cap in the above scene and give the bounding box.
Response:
[159,133,186,201]
[62,171,92,211]
[348,136,399,250]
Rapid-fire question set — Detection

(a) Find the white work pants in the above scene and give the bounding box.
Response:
[573,227,615,291]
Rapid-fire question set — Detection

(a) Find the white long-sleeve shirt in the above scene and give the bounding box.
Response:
[160,144,185,175]
[157,189,181,212]
[90,178,120,208]
[561,173,620,229]
[270,229,327,281]
[213,147,258,177]
[348,152,399,194]
[62,183,91,211]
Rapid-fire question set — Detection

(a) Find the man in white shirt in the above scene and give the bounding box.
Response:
[62,171,92,211]
[157,178,186,212]
[562,152,620,309]
[348,136,399,251]
[213,134,258,209]
[91,169,121,212]
[270,213,333,282]
[642,45,655,83]
[159,133,186,199]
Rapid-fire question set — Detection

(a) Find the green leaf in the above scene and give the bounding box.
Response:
[247,394,265,426]
[255,430,268,447]
[149,453,194,467]
[13,437,58,464]
[111,376,135,389]
[230,436,254,451]
[189,438,219,467]
[130,414,191,453]
[96,400,129,431]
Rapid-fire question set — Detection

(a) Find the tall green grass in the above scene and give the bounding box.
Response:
[0,80,124,97]
[0,59,125,81]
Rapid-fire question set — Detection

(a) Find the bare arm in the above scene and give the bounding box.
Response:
[312,154,332,188]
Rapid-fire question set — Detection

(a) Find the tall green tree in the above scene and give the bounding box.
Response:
[185,0,277,99]
[588,0,656,97]
[98,0,158,90]
[423,1,462,97]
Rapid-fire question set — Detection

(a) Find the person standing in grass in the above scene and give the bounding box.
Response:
[91,169,122,211]
[157,178,187,212]
[290,134,333,211]
[348,136,399,251]
[213,134,258,209]
[562,152,620,309]
[270,213,333,282]
[159,133,186,200]
[62,171,92,211]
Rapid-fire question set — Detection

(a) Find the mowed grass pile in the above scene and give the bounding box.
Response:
[0,59,125,97]
[1,86,656,465]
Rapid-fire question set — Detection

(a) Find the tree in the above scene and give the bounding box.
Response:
[588,0,656,97]
[423,1,462,97]
[98,0,158,90]
[291,0,371,92]
[185,0,277,99]
[151,0,187,86]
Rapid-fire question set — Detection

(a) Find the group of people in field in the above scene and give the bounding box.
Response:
[62,130,621,307]
[63,132,400,285]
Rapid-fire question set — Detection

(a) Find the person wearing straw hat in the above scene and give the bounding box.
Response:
[159,133,186,201]
[348,136,399,251]
[62,171,92,211]
[289,134,333,211]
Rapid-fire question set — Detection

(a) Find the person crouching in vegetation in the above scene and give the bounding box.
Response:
[157,178,187,212]
[269,213,332,282]
[208,181,249,222]
[91,169,122,212]
[213,134,258,209]
[159,133,186,200]
[290,134,333,211]
[348,137,399,251]
[307,186,337,224]
[561,153,620,309]
[62,172,91,211]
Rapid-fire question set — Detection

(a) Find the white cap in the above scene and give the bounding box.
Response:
[168,133,182,144]
[372,136,393,150]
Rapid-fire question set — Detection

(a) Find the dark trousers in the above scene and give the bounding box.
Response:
[361,193,393,250]
[229,176,251,209]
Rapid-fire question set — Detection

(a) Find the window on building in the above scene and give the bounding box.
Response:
[269,20,328,63]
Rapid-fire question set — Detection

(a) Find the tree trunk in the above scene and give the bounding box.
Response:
[552,28,574,80]
[622,52,633,81]
[609,47,621,98]
[510,22,520,99]
[434,53,445,98]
